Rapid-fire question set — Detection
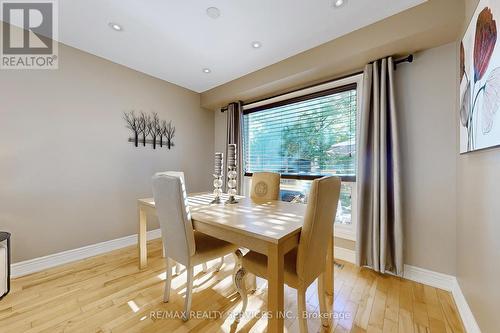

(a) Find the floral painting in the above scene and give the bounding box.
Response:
[460,0,500,153]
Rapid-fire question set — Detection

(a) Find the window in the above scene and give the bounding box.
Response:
[242,75,362,240]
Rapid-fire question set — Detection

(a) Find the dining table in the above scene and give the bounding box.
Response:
[137,192,334,333]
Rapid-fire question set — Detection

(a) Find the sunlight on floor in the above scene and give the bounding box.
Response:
[127,300,140,313]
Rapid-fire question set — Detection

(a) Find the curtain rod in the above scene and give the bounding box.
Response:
[220,54,413,112]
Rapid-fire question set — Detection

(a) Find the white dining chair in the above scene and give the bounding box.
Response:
[155,171,185,274]
[152,173,238,321]
[156,171,222,273]
[233,176,341,333]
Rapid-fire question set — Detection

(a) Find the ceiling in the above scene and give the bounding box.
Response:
[56,0,426,92]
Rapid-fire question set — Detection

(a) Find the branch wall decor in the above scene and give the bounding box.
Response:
[124,111,176,149]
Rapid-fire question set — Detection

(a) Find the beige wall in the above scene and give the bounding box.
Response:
[457,151,500,333]
[455,1,500,331]
[396,43,458,275]
[0,38,214,263]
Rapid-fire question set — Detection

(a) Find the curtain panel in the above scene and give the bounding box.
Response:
[224,101,244,194]
[356,57,404,276]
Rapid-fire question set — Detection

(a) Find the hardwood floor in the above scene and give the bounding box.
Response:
[0,239,465,332]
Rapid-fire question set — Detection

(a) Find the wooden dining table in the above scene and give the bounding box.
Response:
[137,192,333,333]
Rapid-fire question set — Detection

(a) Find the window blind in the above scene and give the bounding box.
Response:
[243,84,357,180]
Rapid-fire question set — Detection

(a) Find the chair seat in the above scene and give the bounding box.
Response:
[192,231,238,265]
[242,247,300,288]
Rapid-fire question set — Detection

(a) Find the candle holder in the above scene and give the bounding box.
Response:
[211,152,224,204]
[211,174,223,204]
[226,166,238,204]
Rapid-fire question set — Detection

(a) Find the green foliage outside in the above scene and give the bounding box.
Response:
[244,90,357,176]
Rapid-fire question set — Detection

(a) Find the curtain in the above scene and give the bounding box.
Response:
[356,57,403,276]
[224,101,244,194]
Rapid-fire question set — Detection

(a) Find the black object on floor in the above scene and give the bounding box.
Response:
[0,232,11,300]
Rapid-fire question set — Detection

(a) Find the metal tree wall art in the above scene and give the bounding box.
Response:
[158,120,175,149]
[158,120,167,147]
[164,121,175,149]
[123,111,140,147]
[138,112,150,147]
[123,111,176,149]
[147,112,160,149]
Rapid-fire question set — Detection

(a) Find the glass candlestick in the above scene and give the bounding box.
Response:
[211,152,224,204]
[211,174,223,204]
[226,166,238,204]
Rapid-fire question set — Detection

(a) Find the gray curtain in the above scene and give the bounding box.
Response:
[224,101,244,194]
[356,57,403,276]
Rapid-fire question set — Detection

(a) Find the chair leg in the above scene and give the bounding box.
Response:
[175,262,182,275]
[318,273,330,327]
[163,258,172,303]
[297,286,308,333]
[183,266,194,321]
[214,256,224,272]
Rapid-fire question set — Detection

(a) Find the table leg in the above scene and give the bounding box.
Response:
[138,206,147,269]
[325,236,334,301]
[267,243,284,333]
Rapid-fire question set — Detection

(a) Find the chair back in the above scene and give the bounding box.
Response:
[156,171,185,185]
[152,173,195,265]
[296,176,341,284]
[250,172,281,201]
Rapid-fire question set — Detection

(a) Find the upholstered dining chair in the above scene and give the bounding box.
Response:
[246,172,281,291]
[152,173,238,321]
[233,176,341,333]
[250,172,281,201]
[155,171,184,274]
[156,171,221,273]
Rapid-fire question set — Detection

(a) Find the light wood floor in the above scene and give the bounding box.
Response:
[0,239,465,333]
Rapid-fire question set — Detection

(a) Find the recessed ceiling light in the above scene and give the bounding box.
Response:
[108,22,123,31]
[333,0,347,8]
[202,68,211,74]
[206,7,220,19]
[251,41,262,49]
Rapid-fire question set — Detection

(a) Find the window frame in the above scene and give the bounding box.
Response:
[242,74,363,241]
[243,75,363,181]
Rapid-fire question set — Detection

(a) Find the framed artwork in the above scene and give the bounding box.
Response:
[460,0,500,153]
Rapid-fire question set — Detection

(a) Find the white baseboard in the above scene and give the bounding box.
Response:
[403,264,456,291]
[451,278,482,333]
[404,265,481,333]
[334,246,356,264]
[11,229,162,278]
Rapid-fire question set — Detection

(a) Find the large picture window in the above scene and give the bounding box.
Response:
[242,75,362,240]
